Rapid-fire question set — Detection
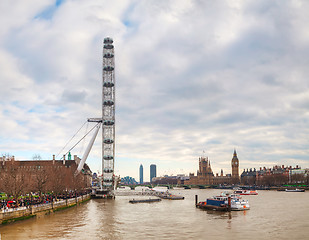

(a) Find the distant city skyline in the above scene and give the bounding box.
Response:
[1,1,308,181]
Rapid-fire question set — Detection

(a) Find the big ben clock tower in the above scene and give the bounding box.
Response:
[231,149,240,184]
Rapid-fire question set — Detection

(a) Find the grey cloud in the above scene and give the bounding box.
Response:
[0,0,309,180]
[61,90,87,104]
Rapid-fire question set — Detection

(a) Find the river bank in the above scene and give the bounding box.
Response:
[0,194,90,225]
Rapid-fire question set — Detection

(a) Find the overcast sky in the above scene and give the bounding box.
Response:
[1,0,308,182]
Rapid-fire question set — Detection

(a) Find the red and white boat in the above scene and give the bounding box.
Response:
[233,189,258,195]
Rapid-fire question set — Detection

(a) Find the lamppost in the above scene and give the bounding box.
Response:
[51,191,54,209]
[75,189,77,204]
[30,192,33,213]
[65,189,68,206]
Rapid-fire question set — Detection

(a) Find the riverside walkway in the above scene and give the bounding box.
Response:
[0,194,90,224]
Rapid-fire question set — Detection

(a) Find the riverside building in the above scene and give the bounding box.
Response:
[0,154,92,194]
[241,165,308,185]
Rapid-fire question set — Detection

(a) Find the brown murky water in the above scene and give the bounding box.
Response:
[1,189,308,239]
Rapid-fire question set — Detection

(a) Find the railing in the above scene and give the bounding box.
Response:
[1,194,90,215]
[1,206,28,213]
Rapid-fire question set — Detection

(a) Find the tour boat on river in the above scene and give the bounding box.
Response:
[233,189,258,195]
[218,193,250,211]
[196,192,250,211]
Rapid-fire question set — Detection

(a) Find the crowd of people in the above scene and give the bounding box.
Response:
[0,190,90,210]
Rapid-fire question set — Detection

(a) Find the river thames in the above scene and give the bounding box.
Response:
[0,189,308,239]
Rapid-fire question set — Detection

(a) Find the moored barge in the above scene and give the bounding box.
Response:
[129,198,161,203]
[285,188,305,192]
[196,198,229,211]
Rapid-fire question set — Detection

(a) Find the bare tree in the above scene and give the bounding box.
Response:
[273,174,289,186]
[1,153,14,159]
[290,173,305,184]
[32,154,42,160]
[31,165,48,196]
[46,166,66,196]
[70,172,84,192]
[260,175,273,186]
[0,160,27,206]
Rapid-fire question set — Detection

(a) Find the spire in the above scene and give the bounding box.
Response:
[233,149,237,157]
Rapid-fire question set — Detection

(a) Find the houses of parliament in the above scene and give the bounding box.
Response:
[181,150,240,185]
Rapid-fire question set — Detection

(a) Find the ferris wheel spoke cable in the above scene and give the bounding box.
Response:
[56,121,87,158]
[79,121,89,156]
[61,122,101,160]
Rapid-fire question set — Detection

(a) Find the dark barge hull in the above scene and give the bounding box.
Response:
[160,196,185,200]
[129,198,161,203]
[196,203,229,211]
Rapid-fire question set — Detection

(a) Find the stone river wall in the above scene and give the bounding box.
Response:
[0,194,91,224]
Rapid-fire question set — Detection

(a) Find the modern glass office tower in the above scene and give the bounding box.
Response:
[139,164,143,184]
[150,164,157,182]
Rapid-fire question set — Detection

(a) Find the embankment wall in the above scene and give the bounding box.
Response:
[0,194,90,224]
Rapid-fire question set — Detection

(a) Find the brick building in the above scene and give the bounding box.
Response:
[241,165,304,186]
[0,154,92,196]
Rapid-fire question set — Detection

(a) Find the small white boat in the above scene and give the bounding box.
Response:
[285,188,305,192]
[116,186,131,191]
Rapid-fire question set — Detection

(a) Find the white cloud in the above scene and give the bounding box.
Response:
[0,0,308,181]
